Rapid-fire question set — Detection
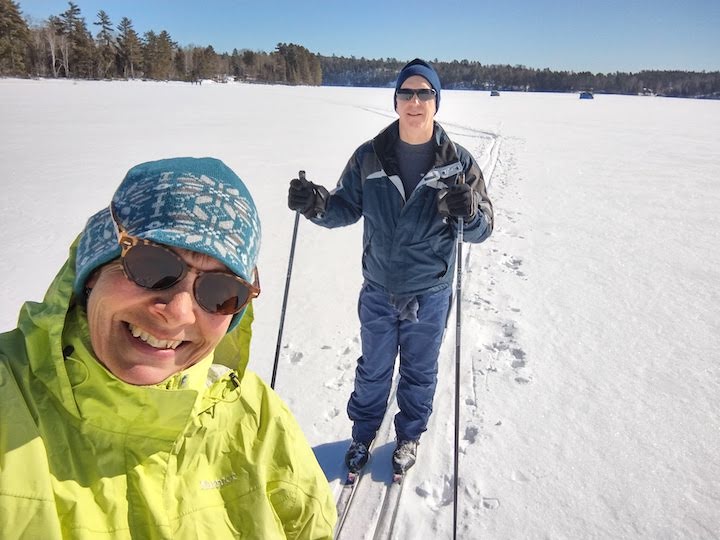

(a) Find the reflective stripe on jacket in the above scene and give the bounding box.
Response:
[311,120,493,295]
[0,243,336,539]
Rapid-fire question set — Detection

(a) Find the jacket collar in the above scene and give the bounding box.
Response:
[63,308,212,440]
[17,238,218,441]
[372,120,461,180]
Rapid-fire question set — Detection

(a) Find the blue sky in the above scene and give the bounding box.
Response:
[17,0,720,74]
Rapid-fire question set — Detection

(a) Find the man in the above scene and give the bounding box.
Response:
[287,59,494,476]
[0,157,336,539]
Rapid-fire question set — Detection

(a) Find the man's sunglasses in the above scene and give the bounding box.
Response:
[396,88,437,102]
[109,206,260,315]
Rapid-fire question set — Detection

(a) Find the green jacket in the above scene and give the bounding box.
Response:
[0,245,336,539]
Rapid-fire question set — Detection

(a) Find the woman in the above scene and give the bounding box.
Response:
[0,157,336,539]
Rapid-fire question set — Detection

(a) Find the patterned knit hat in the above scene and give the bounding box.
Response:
[74,157,261,331]
[394,58,442,113]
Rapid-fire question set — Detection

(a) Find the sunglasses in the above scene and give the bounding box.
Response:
[109,206,260,315]
[396,88,437,102]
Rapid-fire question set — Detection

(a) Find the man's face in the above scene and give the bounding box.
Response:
[396,75,436,136]
[86,247,232,385]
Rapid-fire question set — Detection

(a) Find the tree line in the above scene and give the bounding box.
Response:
[319,56,720,99]
[1,0,718,98]
[1,1,321,84]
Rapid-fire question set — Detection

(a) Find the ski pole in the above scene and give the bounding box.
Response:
[271,170,305,389]
[453,174,465,540]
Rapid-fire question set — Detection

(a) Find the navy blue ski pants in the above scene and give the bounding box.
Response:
[348,282,451,444]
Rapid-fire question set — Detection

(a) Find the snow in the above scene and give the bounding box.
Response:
[2,78,719,539]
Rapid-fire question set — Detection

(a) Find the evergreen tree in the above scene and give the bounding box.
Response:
[178,45,221,81]
[228,48,243,79]
[241,49,257,79]
[142,29,176,80]
[197,45,219,80]
[93,9,115,78]
[57,1,94,77]
[156,30,177,79]
[0,0,30,75]
[273,43,321,85]
[116,17,141,78]
[141,30,157,79]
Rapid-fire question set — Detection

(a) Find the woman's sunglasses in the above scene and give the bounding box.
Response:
[109,206,260,315]
[395,88,437,102]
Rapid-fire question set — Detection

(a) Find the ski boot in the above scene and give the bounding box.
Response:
[344,440,370,479]
[392,439,418,481]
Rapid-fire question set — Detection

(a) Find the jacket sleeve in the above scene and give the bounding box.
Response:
[310,148,365,229]
[460,150,494,243]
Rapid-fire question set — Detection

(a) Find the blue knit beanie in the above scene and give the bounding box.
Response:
[394,58,441,113]
[74,157,261,331]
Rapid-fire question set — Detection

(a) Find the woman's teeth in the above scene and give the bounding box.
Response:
[128,323,182,350]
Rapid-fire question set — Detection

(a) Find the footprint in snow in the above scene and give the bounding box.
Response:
[415,475,454,510]
[464,425,480,444]
[510,348,527,368]
[323,377,344,390]
[502,255,526,278]
[511,470,531,483]
[502,321,517,338]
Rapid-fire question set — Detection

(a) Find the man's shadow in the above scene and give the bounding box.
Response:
[313,439,351,482]
[313,439,396,485]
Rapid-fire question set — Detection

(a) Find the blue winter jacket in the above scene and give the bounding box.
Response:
[311,120,493,295]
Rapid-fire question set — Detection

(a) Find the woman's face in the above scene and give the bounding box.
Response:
[85,246,232,385]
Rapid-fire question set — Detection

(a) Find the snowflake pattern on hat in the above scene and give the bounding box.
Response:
[74,157,261,331]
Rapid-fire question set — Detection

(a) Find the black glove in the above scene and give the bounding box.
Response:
[288,172,329,219]
[288,177,314,213]
[438,183,479,219]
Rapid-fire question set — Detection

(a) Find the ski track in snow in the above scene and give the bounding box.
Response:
[395,128,538,538]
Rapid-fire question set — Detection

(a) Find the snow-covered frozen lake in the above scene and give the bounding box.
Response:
[1,78,719,539]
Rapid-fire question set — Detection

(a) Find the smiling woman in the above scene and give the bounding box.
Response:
[0,157,337,538]
[75,157,262,385]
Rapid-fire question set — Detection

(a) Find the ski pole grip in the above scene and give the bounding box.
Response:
[456,172,465,185]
